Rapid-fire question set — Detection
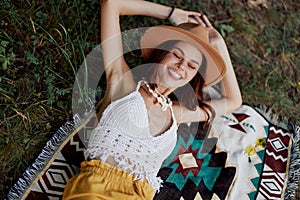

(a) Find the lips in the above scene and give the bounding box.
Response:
[168,68,183,80]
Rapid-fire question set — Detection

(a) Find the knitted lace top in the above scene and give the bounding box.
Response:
[84,81,178,191]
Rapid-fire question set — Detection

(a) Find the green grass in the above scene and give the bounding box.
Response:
[0,0,299,198]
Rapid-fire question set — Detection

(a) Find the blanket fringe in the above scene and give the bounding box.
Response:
[284,125,300,200]
[255,105,290,129]
[255,105,300,200]
[5,114,82,200]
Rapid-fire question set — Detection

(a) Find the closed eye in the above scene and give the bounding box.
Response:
[188,63,196,70]
[173,51,182,59]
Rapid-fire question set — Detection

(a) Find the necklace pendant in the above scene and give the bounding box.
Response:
[161,104,167,111]
[157,97,162,103]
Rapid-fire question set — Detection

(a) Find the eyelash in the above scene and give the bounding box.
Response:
[188,64,196,69]
[173,52,181,59]
[173,52,196,69]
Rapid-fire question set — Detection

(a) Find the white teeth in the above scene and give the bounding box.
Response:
[169,69,182,79]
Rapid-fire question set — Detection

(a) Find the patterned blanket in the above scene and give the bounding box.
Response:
[6,104,299,200]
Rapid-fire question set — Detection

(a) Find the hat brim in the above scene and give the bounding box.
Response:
[140,25,226,87]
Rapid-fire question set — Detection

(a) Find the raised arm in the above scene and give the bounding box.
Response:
[101,0,202,99]
[101,0,174,99]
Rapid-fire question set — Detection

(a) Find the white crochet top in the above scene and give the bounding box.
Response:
[84,81,178,191]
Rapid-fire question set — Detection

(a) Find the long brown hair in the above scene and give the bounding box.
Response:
[143,40,215,123]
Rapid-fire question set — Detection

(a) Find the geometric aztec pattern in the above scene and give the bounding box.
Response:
[255,125,291,200]
[154,122,236,200]
[16,105,292,200]
[29,153,79,200]
[247,125,269,200]
[24,122,88,200]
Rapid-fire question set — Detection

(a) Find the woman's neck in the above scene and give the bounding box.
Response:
[155,84,174,97]
[141,81,173,105]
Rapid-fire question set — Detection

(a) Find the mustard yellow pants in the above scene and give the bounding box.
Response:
[63,160,155,200]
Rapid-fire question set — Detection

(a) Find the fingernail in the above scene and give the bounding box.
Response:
[202,23,206,27]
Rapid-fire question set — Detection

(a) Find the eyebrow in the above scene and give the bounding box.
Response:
[174,47,200,67]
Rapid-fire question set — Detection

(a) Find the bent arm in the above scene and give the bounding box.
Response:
[205,37,242,117]
[204,16,242,117]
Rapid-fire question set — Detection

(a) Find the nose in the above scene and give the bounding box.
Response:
[176,58,187,70]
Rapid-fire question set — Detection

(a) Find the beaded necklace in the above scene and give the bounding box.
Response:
[143,81,173,111]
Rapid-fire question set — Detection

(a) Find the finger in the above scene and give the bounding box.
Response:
[197,14,207,27]
[189,14,207,27]
[201,15,212,27]
[189,11,202,17]
[189,15,202,24]
[188,17,199,24]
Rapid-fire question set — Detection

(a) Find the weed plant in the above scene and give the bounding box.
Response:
[0,0,299,198]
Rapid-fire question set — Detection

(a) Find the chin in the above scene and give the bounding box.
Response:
[162,79,188,90]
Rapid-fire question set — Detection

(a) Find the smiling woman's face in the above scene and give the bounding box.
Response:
[156,41,203,89]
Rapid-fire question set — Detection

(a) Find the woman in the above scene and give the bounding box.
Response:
[63,0,242,199]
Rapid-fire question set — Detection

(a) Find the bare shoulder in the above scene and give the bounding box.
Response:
[172,101,208,124]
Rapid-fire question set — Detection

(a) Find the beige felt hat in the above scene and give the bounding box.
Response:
[140,23,226,87]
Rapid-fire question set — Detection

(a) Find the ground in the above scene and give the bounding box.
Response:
[0,0,299,198]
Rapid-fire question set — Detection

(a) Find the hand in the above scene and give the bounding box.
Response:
[168,8,204,26]
[169,9,224,47]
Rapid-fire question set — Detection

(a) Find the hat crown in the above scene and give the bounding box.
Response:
[177,23,209,44]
